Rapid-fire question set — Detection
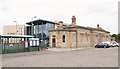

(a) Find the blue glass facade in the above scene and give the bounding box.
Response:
[35,22,55,40]
[26,20,56,47]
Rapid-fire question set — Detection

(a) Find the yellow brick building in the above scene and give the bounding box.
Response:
[49,16,111,48]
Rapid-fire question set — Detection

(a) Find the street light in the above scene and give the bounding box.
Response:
[31,16,37,36]
[14,21,17,35]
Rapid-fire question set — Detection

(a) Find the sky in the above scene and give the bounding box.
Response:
[0,0,119,35]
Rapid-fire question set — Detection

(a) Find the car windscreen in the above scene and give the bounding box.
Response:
[99,43,107,45]
[99,43,104,45]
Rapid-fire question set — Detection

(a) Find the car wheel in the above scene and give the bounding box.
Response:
[104,46,106,48]
[110,45,113,47]
[95,46,97,48]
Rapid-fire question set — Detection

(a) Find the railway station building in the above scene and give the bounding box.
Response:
[49,16,111,48]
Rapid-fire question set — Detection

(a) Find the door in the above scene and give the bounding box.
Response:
[52,38,56,47]
[52,35,56,47]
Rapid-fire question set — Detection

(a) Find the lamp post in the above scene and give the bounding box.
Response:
[31,16,36,36]
[14,21,17,35]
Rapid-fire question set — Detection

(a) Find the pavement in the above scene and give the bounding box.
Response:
[2,47,118,67]
[47,47,92,52]
[2,47,92,58]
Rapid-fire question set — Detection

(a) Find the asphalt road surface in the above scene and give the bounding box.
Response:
[2,47,118,67]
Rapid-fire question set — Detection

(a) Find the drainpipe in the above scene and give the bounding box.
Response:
[76,26,78,49]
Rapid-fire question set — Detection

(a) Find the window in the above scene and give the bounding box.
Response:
[21,28,22,32]
[80,34,83,42]
[62,35,65,43]
[52,35,56,37]
[87,35,89,42]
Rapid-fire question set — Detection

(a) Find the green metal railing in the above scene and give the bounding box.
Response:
[2,43,24,54]
[1,38,49,54]
[2,43,48,54]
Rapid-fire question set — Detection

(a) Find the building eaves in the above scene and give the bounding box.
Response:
[26,18,67,26]
[48,29,76,32]
[65,25,110,33]
[26,18,58,25]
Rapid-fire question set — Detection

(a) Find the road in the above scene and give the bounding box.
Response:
[2,47,118,67]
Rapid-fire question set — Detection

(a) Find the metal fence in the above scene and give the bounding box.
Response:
[0,35,49,54]
[2,41,41,54]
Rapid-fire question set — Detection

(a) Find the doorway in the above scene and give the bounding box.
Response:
[52,35,56,47]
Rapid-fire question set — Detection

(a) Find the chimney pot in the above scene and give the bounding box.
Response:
[97,24,99,29]
[72,16,76,26]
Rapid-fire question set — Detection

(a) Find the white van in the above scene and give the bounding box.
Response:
[102,41,119,47]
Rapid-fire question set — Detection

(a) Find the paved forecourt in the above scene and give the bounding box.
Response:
[2,47,118,67]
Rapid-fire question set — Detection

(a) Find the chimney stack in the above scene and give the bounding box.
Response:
[59,21,63,27]
[72,16,76,26]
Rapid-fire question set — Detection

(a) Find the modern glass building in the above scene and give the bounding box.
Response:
[26,19,59,46]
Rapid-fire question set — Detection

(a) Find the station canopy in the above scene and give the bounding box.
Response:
[26,19,58,25]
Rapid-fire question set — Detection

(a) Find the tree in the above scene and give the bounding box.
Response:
[111,34,117,40]
[117,34,120,40]
[111,34,120,40]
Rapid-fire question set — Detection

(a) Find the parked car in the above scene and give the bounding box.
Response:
[100,41,111,46]
[95,42,110,48]
[110,41,119,47]
[101,41,119,47]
